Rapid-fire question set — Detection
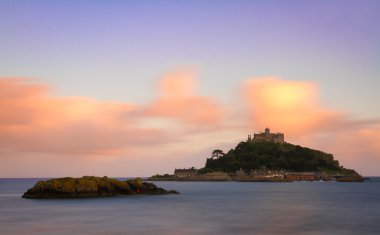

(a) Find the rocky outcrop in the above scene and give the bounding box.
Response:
[335,176,364,182]
[22,176,179,199]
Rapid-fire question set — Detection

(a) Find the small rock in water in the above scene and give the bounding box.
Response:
[22,176,179,199]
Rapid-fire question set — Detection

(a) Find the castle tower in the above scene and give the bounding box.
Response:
[252,128,285,143]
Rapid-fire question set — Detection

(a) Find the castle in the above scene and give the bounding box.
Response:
[174,168,197,178]
[248,128,284,143]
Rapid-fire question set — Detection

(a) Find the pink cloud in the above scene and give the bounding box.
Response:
[0,78,174,156]
[242,77,380,175]
[0,70,225,160]
[243,77,342,136]
[0,73,379,176]
[145,69,224,127]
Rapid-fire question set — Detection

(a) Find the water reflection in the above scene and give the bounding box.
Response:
[0,179,380,234]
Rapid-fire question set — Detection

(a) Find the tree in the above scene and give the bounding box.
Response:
[211,149,225,159]
[204,141,353,174]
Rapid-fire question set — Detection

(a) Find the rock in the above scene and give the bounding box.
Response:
[22,176,179,199]
[141,182,179,194]
[168,190,180,194]
[335,176,364,182]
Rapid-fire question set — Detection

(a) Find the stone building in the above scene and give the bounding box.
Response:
[235,168,247,177]
[251,169,285,179]
[285,172,324,181]
[248,128,284,143]
[174,168,197,178]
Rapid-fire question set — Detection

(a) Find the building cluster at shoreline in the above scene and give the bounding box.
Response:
[174,168,230,181]
[173,168,327,182]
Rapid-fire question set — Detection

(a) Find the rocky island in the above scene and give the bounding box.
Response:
[151,128,364,182]
[22,176,179,199]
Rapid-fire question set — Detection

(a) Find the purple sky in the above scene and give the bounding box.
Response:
[1,0,380,176]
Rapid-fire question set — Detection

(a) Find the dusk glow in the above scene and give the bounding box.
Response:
[1,0,379,177]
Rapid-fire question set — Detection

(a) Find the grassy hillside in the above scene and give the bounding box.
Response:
[201,141,359,176]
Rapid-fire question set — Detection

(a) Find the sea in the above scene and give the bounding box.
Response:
[1,178,380,235]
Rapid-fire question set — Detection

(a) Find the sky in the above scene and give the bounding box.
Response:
[1,0,380,177]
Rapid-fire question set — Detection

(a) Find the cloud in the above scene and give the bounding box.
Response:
[0,73,379,176]
[242,76,380,174]
[0,78,174,156]
[0,70,225,158]
[243,77,342,137]
[144,69,224,128]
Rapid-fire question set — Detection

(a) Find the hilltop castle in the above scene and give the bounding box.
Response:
[248,128,284,143]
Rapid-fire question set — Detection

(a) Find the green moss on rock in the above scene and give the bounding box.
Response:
[22,176,178,199]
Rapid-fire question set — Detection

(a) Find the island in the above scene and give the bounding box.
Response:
[22,176,179,199]
[150,128,364,182]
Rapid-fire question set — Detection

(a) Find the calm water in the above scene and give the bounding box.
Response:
[1,178,380,235]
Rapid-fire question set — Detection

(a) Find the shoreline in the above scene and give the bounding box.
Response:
[147,176,365,183]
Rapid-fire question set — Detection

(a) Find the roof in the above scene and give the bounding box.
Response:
[285,172,322,176]
[174,168,197,173]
